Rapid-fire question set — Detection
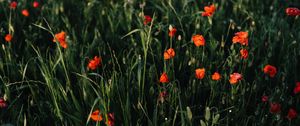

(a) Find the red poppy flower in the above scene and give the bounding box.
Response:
[263,65,277,78]
[211,72,221,81]
[169,27,177,37]
[10,1,17,9]
[0,98,7,108]
[164,48,175,60]
[158,91,168,103]
[270,103,281,114]
[202,4,216,17]
[192,34,205,47]
[240,49,248,59]
[53,31,68,48]
[287,108,297,120]
[33,1,39,8]
[22,9,30,17]
[229,73,242,85]
[144,15,152,25]
[5,34,12,42]
[159,91,168,98]
[90,109,103,121]
[286,7,300,16]
[106,113,114,126]
[88,56,101,70]
[159,72,169,83]
[293,82,300,94]
[195,68,205,79]
[261,95,268,102]
[232,31,248,46]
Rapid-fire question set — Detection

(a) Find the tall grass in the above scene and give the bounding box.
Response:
[0,0,300,125]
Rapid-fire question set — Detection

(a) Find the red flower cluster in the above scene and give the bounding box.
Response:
[106,113,115,126]
[232,31,248,46]
[53,31,68,48]
[270,102,281,114]
[240,49,248,59]
[88,56,102,70]
[287,108,297,120]
[229,73,242,85]
[22,9,30,17]
[164,48,175,60]
[286,7,300,16]
[202,4,216,17]
[10,1,17,9]
[168,27,177,37]
[5,34,12,42]
[269,103,298,120]
[158,91,168,103]
[33,1,40,8]
[90,109,103,121]
[90,110,114,126]
[144,15,152,25]
[8,1,40,17]
[0,98,7,109]
[261,95,268,102]
[192,34,205,47]
[293,82,300,94]
[195,68,205,79]
[263,65,277,78]
[159,72,169,83]
[211,72,221,81]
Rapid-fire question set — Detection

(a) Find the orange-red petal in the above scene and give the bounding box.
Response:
[212,72,221,81]
[164,48,175,60]
[22,9,29,17]
[168,28,177,37]
[88,56,101,70]
[263,65,277,78]
[202,4,216,17]
[240,49,248,59]
[90,110,103,121]
[229,73,242,85]
[53,31,68,48]
[5,34,12,42]
[159,72,169,83]
[192,35,205,47]
[195,68,205,79]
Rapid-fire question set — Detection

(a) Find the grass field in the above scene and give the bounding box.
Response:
[1,0,300,125]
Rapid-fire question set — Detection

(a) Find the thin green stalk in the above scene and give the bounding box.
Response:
[140,13,155,103]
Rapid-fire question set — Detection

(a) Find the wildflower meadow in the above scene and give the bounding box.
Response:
[0,0,300,125]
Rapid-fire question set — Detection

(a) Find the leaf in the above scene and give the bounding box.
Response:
[186,106,192,121]
[121,29,142,39]
[212,114,220,124]
[200,120,206,126]
[9,24,14,33]
[205,107,211,121]
[149,87,154,96]
[32,23,51,32]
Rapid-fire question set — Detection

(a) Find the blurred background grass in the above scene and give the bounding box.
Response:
[0,0,300,125]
